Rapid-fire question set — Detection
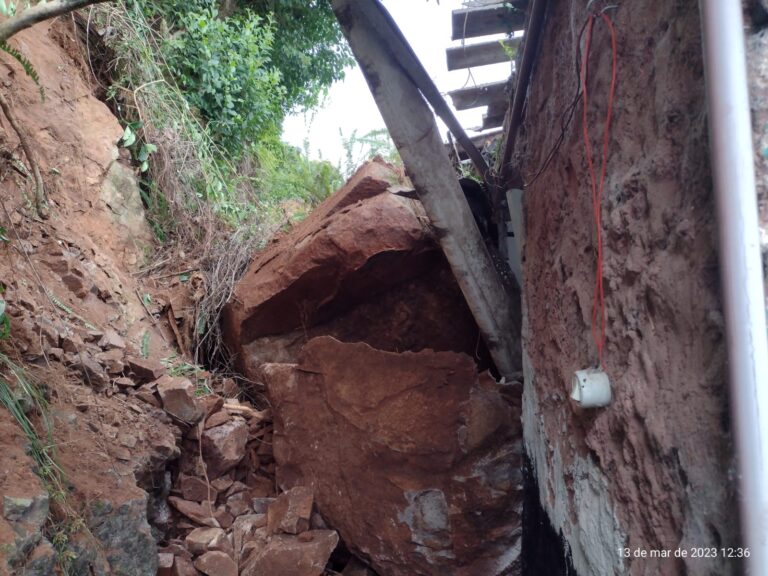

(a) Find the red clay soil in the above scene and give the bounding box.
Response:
[0,18,183,574]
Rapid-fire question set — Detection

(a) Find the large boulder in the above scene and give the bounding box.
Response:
[222,159,492,378]
[262,337,523,576]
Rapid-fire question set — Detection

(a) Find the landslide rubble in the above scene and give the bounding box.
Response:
[224,159,524,575]
[1,16,523,576]
[0,18,343,576]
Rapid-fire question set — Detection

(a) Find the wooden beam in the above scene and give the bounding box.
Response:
[448,80,510,110]
[332,0,522,378]
[451,3,528,41]
[446,37,521,70]
[450,128,504,161]
[353,0,491,181]
[499,0,548,182]
[482,103,507,129]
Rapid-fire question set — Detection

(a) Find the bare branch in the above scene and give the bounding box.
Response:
[0,0,110,43]
[0,92,48,218]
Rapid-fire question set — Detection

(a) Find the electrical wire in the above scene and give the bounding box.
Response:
[524,17,591,188]
[581,10,618,367]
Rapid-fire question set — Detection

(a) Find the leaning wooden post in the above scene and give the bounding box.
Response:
[332,0,521,377]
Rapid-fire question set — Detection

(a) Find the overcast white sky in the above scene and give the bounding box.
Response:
[282,0,511,167]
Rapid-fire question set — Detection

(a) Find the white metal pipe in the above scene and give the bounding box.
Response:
[700,1,768,573]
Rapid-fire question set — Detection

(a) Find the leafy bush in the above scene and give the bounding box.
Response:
[238,0,354,111]
[163,7,284,153]
[254,137,343,208]
[131,0,351,156]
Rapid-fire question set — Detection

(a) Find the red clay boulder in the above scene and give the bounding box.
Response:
[262,336,523,576]
[221,159,491,378]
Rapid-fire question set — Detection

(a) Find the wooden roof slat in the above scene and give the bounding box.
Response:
[448,80,510,111]
[482,111,506,130]
[451,3,528,41]
[487,100,508,116]
[446,37,521,70]
[449,128,504,161]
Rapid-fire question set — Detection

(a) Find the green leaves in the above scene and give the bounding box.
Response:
[240,0,354,111]
[120,124,157,172]
[253,136,343,208]
[498,39,517,61]
[133,0,352,156]
[121,124,137,147]
[0,0,23,17]
[0,297,10,340]
[137,143,157,172]
[161,5,283,155]
[0,41,44,101]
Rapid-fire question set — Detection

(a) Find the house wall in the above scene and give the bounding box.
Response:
[515,2,740,574]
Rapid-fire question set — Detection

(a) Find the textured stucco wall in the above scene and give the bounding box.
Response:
[516,2,740,575]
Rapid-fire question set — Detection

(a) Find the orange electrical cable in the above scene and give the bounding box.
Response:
[581,11,618,368]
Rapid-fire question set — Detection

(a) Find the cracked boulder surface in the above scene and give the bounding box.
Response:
[221,158,495,379]
[224,158,524,574]
[262,337,524,576]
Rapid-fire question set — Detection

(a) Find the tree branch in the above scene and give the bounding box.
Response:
[0,0,110,43]
[0,92,48,218]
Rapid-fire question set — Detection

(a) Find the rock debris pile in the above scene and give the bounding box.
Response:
[223,159,524,575]
[1,151,523,576]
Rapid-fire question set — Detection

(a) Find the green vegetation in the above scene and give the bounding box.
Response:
[255,138,343,208]
[0,356,56,482]
[340,128,402,178]
[105,0,350,228]
[237,0,354,111]
[158,6,283,153]
[0,352,81,572]
[0,41,43,100]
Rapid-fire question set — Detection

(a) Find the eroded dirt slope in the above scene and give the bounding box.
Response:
[0,18,183,575]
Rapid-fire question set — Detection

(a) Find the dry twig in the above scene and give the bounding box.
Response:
[0,92,47,218]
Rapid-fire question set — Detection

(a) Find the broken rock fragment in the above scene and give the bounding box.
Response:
[98,328,126,350]
[194,550,237,576]
[240,530,339,576]
[204,409,230,429]
[126,356,166,382]
[156,376,203,424]
[168,497,219,528]
[184,526,232,556]
[266,485,313,535]
[179,474,217,503]
[157,552,174,576]
[232,513,267,559]
[172,556,199,576]
[72,357,109,390]
[200,419,249,479]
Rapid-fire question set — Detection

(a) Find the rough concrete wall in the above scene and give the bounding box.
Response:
[516,2,740,575]
[746,8,768,307]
